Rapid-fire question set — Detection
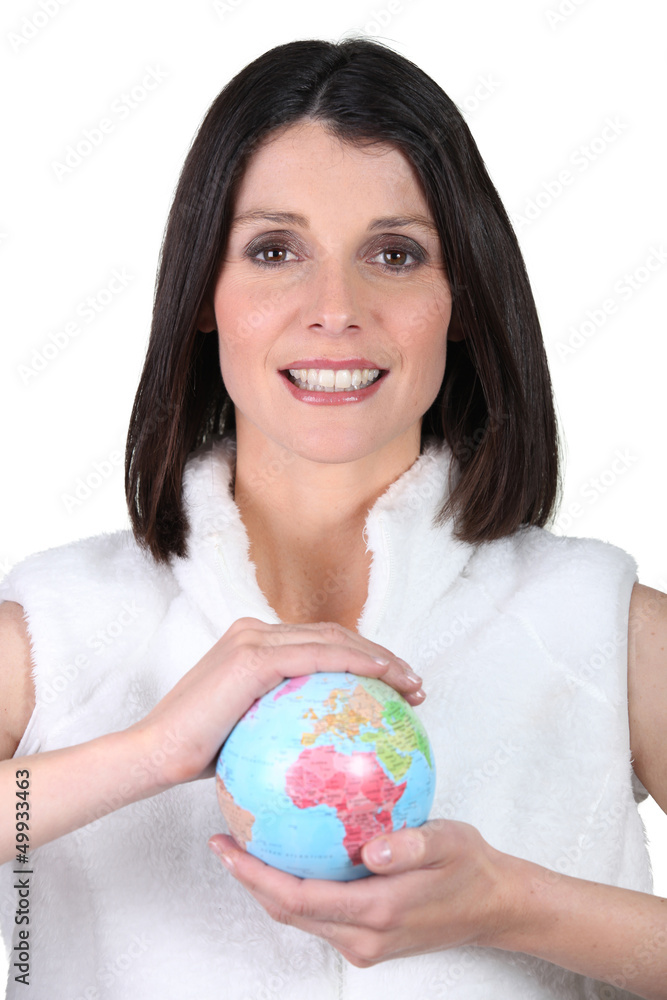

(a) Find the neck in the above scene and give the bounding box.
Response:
[231,422,422,627]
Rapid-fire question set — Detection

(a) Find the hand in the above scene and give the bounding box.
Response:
[208,819,513,967]
[127,617,425,789]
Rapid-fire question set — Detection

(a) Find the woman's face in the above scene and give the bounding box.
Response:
[197,120,459,466]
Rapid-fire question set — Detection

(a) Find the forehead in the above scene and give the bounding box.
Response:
[231,120,431,217]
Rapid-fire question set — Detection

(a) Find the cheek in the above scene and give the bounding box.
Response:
[386,279,452,346]
[392,295,451,376]
[213,278,290,359]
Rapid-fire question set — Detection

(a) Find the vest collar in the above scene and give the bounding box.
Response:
[171,435,476,639]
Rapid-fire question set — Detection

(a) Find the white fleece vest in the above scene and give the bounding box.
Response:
[0,436,652,1000]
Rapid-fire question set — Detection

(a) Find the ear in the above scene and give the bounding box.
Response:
[447,309,465,342]
[196,295,216,333]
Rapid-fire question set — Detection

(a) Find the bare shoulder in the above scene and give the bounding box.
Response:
[0,601,36,760]
[628,582,667,812]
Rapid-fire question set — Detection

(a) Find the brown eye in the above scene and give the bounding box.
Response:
[383,250,408,266]
[370,243,424,273]
[245,237,300,267]
[260,247,287,262]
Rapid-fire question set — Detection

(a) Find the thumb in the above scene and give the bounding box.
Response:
[362,821,450,874]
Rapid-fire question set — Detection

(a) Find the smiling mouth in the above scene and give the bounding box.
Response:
[284,367,383,391]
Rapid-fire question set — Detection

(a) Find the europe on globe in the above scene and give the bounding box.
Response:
[216,671,435,880]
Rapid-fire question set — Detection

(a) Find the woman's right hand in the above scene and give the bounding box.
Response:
[128,616,425,789]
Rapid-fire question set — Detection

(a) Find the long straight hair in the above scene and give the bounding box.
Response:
[126,37,562,564]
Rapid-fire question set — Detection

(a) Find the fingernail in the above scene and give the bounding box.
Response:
[209,841,234,870]
[368,838,392,865]
[412,689,426,701]
[398,660,422,683]
[374,656,390,665]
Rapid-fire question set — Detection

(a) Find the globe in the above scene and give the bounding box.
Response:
[215,671,435,881]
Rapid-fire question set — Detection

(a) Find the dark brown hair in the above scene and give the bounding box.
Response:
[126,36,562,564]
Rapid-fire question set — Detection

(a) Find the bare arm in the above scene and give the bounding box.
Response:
[0,606,425,865]
[0,601,169,864]
[628,583,667,813]
[0,601,35,761]
[487,581,667,996]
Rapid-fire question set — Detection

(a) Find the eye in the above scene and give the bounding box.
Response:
[252,244,298,265]
[369,241,425,273]
[244,234,301,268]
[373,248,414,267]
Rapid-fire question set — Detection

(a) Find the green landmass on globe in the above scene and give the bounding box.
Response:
[216,671,435,880]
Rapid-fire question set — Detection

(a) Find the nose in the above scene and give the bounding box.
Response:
[304,253,362,336]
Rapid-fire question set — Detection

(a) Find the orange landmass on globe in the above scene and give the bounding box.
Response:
[216,774,255,849]
[301,684,385,746]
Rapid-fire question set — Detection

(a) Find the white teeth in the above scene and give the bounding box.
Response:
[287,368,382,392]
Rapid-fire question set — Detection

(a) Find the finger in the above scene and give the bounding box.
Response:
[234,634,425,705]
[248,619,414,664]
[361,820,464,874]
[234,620,424,694]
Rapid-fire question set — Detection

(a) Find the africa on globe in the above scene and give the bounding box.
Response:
[215,671,435,880]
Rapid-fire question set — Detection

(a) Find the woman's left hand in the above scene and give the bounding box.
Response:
[208,819,514,967]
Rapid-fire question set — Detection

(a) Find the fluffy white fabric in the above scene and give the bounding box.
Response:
[0,436,652,999]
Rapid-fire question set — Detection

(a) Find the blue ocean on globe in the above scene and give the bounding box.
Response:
[216,671,435,880]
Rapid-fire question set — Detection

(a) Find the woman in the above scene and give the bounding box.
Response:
[1,36,665,999]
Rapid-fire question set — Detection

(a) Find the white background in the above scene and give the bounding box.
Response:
[1,0,665,986]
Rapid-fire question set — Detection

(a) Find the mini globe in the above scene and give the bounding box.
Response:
[215,671,435,880]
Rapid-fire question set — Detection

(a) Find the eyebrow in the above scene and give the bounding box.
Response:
[230,210,438,236]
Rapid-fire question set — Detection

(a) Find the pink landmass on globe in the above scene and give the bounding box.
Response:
[244,698,261,720]
[285,745,406,866]
[274,676,311,700]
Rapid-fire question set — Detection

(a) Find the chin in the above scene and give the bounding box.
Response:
[281,424,406,467]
